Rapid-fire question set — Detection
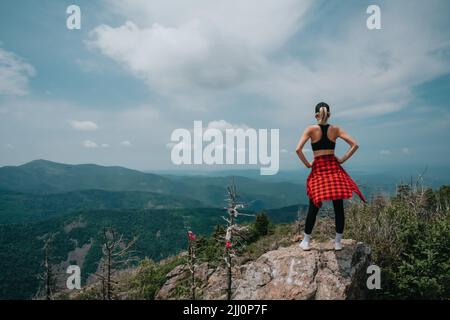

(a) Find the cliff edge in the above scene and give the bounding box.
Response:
[156,239,371,300]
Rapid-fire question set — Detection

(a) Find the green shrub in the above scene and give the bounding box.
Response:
[128,257,184,300]
[345,185,450,299]
[254,213,270,237]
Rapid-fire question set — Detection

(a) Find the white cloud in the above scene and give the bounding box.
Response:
[87,0,450,125]
[0,48,35,96]
[380,149,391,155]
[334,102,406,120]
[259,1,450,123]
[206,120,250,131]
[87,0,312,92]
[83,140,98,148]
[167,120,253,153]
[121,140,132,147]
[101,143,110,148]
[70,120,99,131]
[401,147,410,154]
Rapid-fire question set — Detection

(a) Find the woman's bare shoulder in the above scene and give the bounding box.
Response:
[308,124,319,130]
[305,124,319,134]
[330,124,342,132]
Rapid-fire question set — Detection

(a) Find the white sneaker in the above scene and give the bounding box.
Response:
[299,240,311,251]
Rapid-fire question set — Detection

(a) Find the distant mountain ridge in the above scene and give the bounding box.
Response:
[0,160,309,210]
[0,159,181,194]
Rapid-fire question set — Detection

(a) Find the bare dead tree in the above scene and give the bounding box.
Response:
[187,231,197,300]
[36,233,58,300]
[95,227,138,300]
[415,166,428,194]
[222,177,255,300]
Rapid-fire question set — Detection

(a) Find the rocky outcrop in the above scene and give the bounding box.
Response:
[155,261,216,300]
[156,239,371,300]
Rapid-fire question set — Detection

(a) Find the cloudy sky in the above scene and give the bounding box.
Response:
[0,0,449,173]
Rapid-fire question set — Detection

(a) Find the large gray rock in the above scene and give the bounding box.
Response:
[231,240,370,300]
[157,239,371,300]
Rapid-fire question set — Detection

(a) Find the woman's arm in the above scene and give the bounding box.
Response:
[336,127,359,164]
[295,127,313,168]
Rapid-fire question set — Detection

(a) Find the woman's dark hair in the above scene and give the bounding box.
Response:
[315,102,330,113]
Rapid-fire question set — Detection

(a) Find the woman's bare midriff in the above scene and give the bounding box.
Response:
[313,150,335,158]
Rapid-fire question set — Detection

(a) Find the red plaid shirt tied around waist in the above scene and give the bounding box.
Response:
[306,154,366,208]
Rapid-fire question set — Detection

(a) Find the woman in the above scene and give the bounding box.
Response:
[295,102,366,251]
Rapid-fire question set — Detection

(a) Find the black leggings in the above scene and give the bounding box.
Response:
[304,198,344,234]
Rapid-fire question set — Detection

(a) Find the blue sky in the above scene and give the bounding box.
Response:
[0,0,449,174]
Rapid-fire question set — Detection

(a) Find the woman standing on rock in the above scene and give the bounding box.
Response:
[295,102,366,251]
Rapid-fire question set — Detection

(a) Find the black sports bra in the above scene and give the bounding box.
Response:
[311,124,336,151]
